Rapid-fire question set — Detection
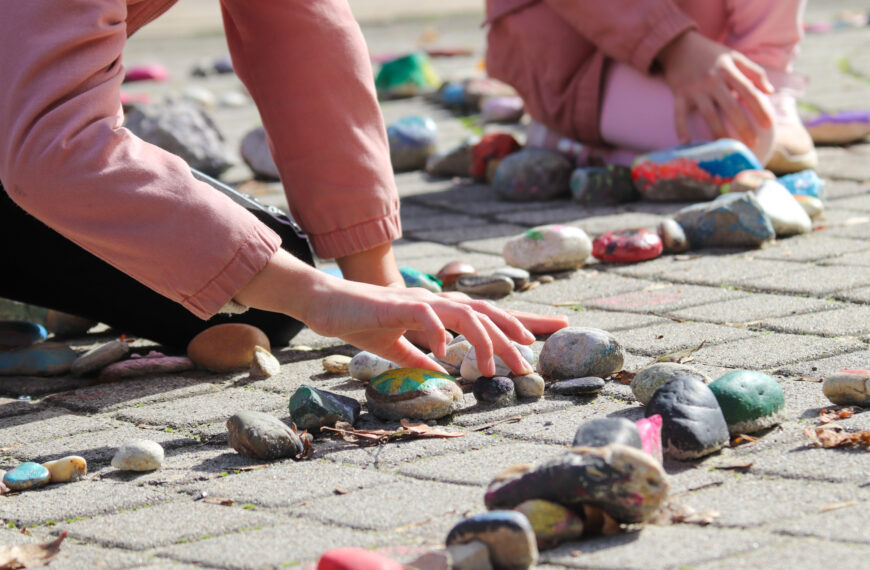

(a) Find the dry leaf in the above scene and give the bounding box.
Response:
[650,499,719,526]
[333,488,348,495]
[818,407,857,425]
[469,416,523,432]
[655,341,706,364]
[202,497,234,506]
[712,460,754,471]
[794,376,823,383]
[819,500,858,513]
[612,370,637,386]
[731,434,758,447]
[0,532,66,569]
[321,420,464,446]
[803,427,870,449]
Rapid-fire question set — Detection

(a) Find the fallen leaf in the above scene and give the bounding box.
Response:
[468,416,523,432]
[819,500,858,513]
[333,488,348,495]
[712,460,754,471]
[818,407,857,424]
[730,433,758,447]
[0,532,66,569]
[655,340,706,364]
[321,420,464,446]
[803,427,870,449]
[794,376,823,383]
[202,497,235,506]
[612,370,637,385]
[655,334,665,339]
[650,499,719,526]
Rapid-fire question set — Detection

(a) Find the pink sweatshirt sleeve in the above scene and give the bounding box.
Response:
[220,0,402,261]
[0,0,281,320]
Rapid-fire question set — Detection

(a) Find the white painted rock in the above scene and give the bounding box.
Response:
[111,440,164,471]
[460,343,534,380]
[349,351,398,381]
[751,180,812,237]
[503,225,592,272]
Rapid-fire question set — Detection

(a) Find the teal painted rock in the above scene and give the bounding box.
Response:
[0,342,77,376]
[446,511,539,569]
[503,225,592,273]
[288,385,361,433]
[492,148,573,202]
[514,499,585,550]
[0,321,47,350]
[538,327,624,380]
[400,266,442,293]
[778,169,825,199]
[387,116,438,172]
[822,369,870,406]
[349,351,398,381]
[709,370,785,434]
[673,193,775,249]
[631,362,711,405]
[375,52,440,98]
[365,368,463,420]
[3,462,51,491]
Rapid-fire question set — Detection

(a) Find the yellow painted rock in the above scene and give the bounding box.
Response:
[365,368,463,420]
[42,456,87,483]
[187,324,270,372]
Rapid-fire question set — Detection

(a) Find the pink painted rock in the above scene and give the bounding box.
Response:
[592,228,663,263]
[636,415,663,463]
[317,547,403,570]
[124,63,169,83]
[481,95,524,123]
[97,352,194,381]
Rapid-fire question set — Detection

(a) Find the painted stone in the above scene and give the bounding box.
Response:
[322,354,352,374]
[317,547,404,570]
[485,444,668,524]
[227,411,302,460]
[752,180,812,237]
[503,225,592,273]
[445,540,492,570]
[289,385,361,433]
[433,339,472,376]
[512,373,545,399]
[219,91,248,108]
[439,82,468,107]
[538,327,624,380]
[435,261,477,288]
[778,169,826,199]
[804,110,870,145]
[213,55,234,74]
[249,346,280,378]
[42,456,87,483]
[725,169,775,193]
[632,139,762,201]
[446,511,539,570]
[631,362,711,405]
[550,377,605,396]
[794,195,824,219]
[456,275,514,298]
[349,351,398,381]
[645,377,730,460]
[636,415,663,463]
[71,340,130,376]
[240,126,280,181]
[463,77,518,110]
[124,63,169,82]
[111,439,164,471]
[0,321,47,350]
[822,369,870,406]
[2,462,50,491]
[482,96,525,123]
[461,343,534,381]
[492,267,530,290]
[657,219,689,254]
[592,228,663,263]
[470,133,521,180]
[365,368,463,420]
[98,353,194,381]
[182,85,217,108]
[0,342,78,376]
[673,193,775,249]
[473,376,517,406]
[187,323,270,372]
[388,116,438,172]
[375,52,440,98]
[572,417,642,449]
[426,138,477,178]
[709,370,785,434]
[514,499,585,550]
[492,148,573,202]
[400,266,442,293]
[44,310,96,337]
[570,165,639,205]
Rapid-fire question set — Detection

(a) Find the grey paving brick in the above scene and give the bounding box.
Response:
[490,399,632,445]
[741,265,870,296]
[822,179,870,200]
[832,284,870,303]
[518,270,651,305]
[0,375,93,398]
[0,408,114,445]
[391,240,466,261]
[670,293,840,325]
[741,439,870,484]
[611,255,805,287]
[820,217,870,240]
[401,210,484,233]
[493,202,617,227]
[44,376,222,413]
[753,234,870,262]
[813,146,870,180]
[500,299,669,332]
[407,184,551,216]
[691,333,862,370]
[452,394,574,427]
[773,499,870,544]
[820,249,870,267]
[696,536,870,570]
[615,321,757,357]
[0,397,45,418]
[772,348,870,376]
[411,222,529,247]
[759,305,870,337]
[584,283,748,314]
[113,388,286,428]
[19,539,163,570]
[567,212,668,237]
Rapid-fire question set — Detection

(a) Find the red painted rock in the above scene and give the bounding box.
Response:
[470,133,520,179]
[124,63,169,82]
[435,261,477,288]
[317,547,403,570]
[592,228,663,263]
[187,324,270,372]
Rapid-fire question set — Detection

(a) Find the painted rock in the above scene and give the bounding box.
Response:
[752,180,812,237]
[631,362,711,406]
[439,81,468,107]
[572,417,642,449]
[98,353,194,381]
[226,411,302,460]
[213,55,234,74]
[636,415,663,463]
[375,52,440,98]
[726,169,776,193]
[71,340,130,376]
[435,261,477,288]
[2,462,50,491]
[182,85,217,108]
[219,91,248,108]
[550,377,605,396]
[426,138,477,178]
[250,346,281,378]
[492,267,531,290]
[322,354,352,374]
[388,116,438,172]
[513,373,545,399]
[470,133,521,180]
[463,77,518,110]
[240,126,280,180]
[592,228,663,263]
[709,370,785,434]
[0,342,78,376]
[514,499,585,549]
[461,343,534,381]
[632,139,762,202]
[456,274,514,298]
[657,219,689,254]
[111,439,164,471]
[822,369,870,406]
[124,63,169,82]
[289,385,361,433]
[778,169,826,199]
[318,547,404,570]
[44,310,96,337]
[485,444,668,524]
[538,327,624,380]
[444,541,492,570]
[433,339,472,376]
[349,351,398,381]
[492,148,573,202]
[0,321,48,350]
[794,195,824,219]
[446,511,539,570]
[42,456,87,483]
[482,96,525,123]
[473,376,517,406]
[365,368,463,420]
[804,110,870,145]
[645,377,729,460]
[673,193,775,249]
[400,266,442,293]
[570,165,639,205]
[187,323,270,372]
[503,225,592,273]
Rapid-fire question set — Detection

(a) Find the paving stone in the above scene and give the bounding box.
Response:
[611,255,804,287]
[824,193,870,213]
[0,375,93,398]
[772,349,870,377]
[518,270,650,305]
[283,327,348,351]
[18,540,163,570]
[820,249,870,268]
[584,284,748,314]
[695,536,870,570]
[407,184,545,216]
[0,397,46,418]
[413,223,530,247]
[740,265,870,296]
[391,241,466,262]
[773,499,870,544]
[615,322,756,357]
[499,299,668,332]
[691,333,863,370]
[402,211,484,234]
[113,388,286,428]
[822,179,870,200]
[741,439,870,484]
[567,212,669,237]
[753,235,870,262]
[489,400,631,444]
[670,294,840,325]
[452,394,574,427]
[759,305,870,337]
[44,376,222,413]
[821,218,870,240]
[0,408,114,445]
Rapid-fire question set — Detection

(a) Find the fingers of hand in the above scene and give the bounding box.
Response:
[733,52,775,94]
[389,336,449,374]
[464,300,535,344]
[694,95,728,140]
[437,304,495,376]
[475,313,533,376]
[673,96,691,144]
[504,309,569,335]
[721,65,773,130]
[712,82,757,146]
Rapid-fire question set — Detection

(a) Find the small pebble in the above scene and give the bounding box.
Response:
[512,373,545,399]
[366,368,463,420]
[752,180,812,237]
[456,274,514,298]
[426,138,477,179]
[646,377,729,460]
[537,275,554,284]
[187,323,271,372]
[538,327,624,380]
[550,376,605,396]
[492,267,530,290]
[436,261,477,288]
[822,369,870,406]
[42,456,87,483]
[572,417,642,449]
[111,440,164,471]
[446,511,539,570]
[213,55,234,74]
[794,195,824,219]
[434,339,472,375]
[250,346,281,378]
[219,91,248,108]
[727,169,775,193]
[481,95,524,123]
[349,351,398,381]
[288,385,361,433]
[240,126,280,180]
[71,340,130,376]
[2,462,51,491]
[322,354,352,374]
[472,376,517,406]
[656,219,689,253]
[570,165,639,205]
[227,411,302,460]
[182,85,217,107]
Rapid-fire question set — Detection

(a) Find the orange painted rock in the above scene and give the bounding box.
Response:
[435,261,477,288]
[187,324,270,372]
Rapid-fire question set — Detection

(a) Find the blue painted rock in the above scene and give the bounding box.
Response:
[726,169,775,193]
[288,385,361,433]
[485,444,668,524]
[44,310,97,337]
[514,499,585,549]
[794,195,824,219]
[439,82,468,107]
[349,351,398,381]
[375,52,440,98]
[752,180,812,237]
[503,225,592,273]
[187,323,270,372]
[473,376,517,406]
[111,439,165,471]
[240,126,280,180]
[71,340,130,376]
[632,139,762,202]
[657,219,689,253]
[492,149,572,202]
[493,267,531,290]
[426,138,477,178]
[318,547,403,570]
[0,342,78,376]
[778,169,825,199]
[709,370,785,434]
[572,417,642,449]
[226,411,302,460]
[0,321,47,350]
[42,456,87,483]
[592,228,663,263]
[570,165,639,205]
[538,327,624,380]
[388,116,438,172]
[631,362,711,405]
[98,353,194,381]
[513,373,545,399]
[3,462,50,491]
[804,110,870,144]
[482,95,524,123]
[549,377,605,396]
[822,369,870,406]
[213,55,234,74]
[400,266,442,293]
[646,377,729,460]
[636,415,663,463]
[456,274,514,298]
[673,193,775,249]
[446,511,538,569]
[365,368,463,420]
[461,343,534,381]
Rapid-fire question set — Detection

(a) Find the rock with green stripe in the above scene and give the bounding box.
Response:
[365,368,464,420]
[709,370,785,434]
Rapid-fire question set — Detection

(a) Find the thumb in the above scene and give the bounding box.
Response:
[381,336,449,374]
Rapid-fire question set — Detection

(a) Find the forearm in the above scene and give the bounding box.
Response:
[336,242,405,288]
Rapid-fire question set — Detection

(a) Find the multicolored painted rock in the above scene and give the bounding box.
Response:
[794,195,824,219]
[456,274,514,298]
[725,169,776,193]
[778,169,826,199]
[503,225,592,273]
[822,369,870,406]
[538,327,624,380]
[492,148,573,202]
[470,133,521,180]
[752,180,812,237]
[804,110,870,144]
[632,139,762,202]
[426,138,477,178]
[124,63,169,82]
[636,415,663,463]
[318,547,404,570]
[572,417,642,449]
[289,385,361,432]
[400,266,442,293]
[482,95,525,123]
[435,261,477,288]
[111,439,164,471]
[375,52,440,98]
[227,411,302,460]
[365,368,463,420]
[388,116,438,172]
[349,351,398,381]
[0,342,78,376]
[0,321,47,350]
[2,462,50,491]
[513,373,545,399]
[673,193,775,249]
[646,377,729,460]
[657,219,689,254]
[709,370,785,434]
[42,456,87,483]
[631,362,711,406]
[472,376,517,406]
[446,511,539,569]
[570,165,639,205]
[549,377,605,396]
[514,499,585,549]
[592,228,663,263]
[71,340,130,376]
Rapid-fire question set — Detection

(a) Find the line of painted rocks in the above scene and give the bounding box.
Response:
[822,369,870,406]
[570,165,639,205]
[288,385,361,433]
[492,148,573,202]
[387,116,438,172]
[592,228,664,263]
[111,439,164,471]
[227,411,303,460]
[503,225,592,273]
[365,368,464,420]
[446,511,539,569]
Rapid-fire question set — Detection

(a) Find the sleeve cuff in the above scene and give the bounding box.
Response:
[631,3,696,72]
[308,209,402,260]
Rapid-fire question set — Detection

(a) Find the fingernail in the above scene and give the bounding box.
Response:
[523,330,536,342]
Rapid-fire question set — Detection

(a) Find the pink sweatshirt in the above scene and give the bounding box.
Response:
[0,0,401,319]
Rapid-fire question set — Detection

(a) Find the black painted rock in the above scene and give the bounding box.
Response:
[472,376,517,406]
[446,511,538,569]
[288,385,361,433]
[645,377,729,460]
[549,377,605,396]
[227,411,302,460]
[492,148,572,202]
[572,417,642,449]
[570,165,639,205]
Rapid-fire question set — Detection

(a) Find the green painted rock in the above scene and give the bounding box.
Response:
[514,499,585,550]
[365,368,463,420]
[375,52,440,98]
[709,370,785,434]
[631,362,711,405]
[822,370,870,406]
[288,385,361,433]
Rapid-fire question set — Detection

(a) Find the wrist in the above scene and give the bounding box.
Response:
[336,242,404,287]
[657,29,697,70]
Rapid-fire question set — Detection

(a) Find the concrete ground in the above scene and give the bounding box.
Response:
[3,1,870,568]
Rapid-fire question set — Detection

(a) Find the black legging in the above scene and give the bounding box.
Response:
[0,172,314,348]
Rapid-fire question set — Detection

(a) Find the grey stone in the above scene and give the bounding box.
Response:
[456,274,514,298]
[226,411,302,460]
[549,377,605,396]
[71,341,130,376]
[112,439,165,471]
[632,362,712,405]
[492,148,572,202]
[673,193,775,249]
[239,126,279,180]
[512,373,544,399]
[538,327,624,380]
